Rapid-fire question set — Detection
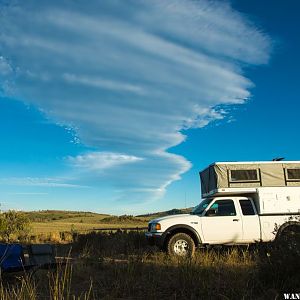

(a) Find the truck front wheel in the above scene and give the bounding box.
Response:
[167,232,195,257]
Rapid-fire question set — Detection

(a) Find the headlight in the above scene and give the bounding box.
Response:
[150,223,161,232]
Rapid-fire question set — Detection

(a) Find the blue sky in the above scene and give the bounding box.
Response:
[0,0,299,215]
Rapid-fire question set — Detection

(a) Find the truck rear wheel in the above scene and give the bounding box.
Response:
[276,224,300,252]
[167,232,195,257]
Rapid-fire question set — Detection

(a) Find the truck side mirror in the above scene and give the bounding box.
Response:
[206,209,217,216]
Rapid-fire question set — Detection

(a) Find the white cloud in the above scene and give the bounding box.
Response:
[0,0,270,202]
[68,152,143,171]
[63,73,145,95]
[0,56,12,76]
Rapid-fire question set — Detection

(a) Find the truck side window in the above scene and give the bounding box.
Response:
[206,200,236,216]
[239,199,255,215]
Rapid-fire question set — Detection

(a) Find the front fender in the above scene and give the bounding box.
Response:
[161,224,202,249]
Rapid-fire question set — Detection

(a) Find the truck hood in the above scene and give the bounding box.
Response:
[150,214,198,224]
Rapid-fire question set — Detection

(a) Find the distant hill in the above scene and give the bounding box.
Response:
[23,208,193,224]
[137,207,193,219]
[24,210,109,223]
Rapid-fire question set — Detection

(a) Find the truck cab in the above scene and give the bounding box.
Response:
[193,196,260,244]
[146,196,260,256]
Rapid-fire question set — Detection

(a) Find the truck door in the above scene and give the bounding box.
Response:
[200,199,243,244]
[238,198,260,242]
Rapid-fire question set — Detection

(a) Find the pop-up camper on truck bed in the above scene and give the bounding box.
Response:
[146,161,300,257]
[200,161,300,196]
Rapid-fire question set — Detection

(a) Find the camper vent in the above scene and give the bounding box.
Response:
[286,168,300,181]
[229,169,259,182]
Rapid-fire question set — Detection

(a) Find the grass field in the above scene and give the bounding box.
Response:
[1,210,299,298]
[25,210,149,234]
[1,230,300,299]
[30,220,147,234]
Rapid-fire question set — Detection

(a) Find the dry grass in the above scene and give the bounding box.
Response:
[0,247,257,299]
[0,260,93,300]
[30,221,147,235]
[1,230,300,299]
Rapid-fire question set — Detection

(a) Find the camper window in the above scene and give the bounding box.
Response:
[286,168,300,181]
[229,169,259,182]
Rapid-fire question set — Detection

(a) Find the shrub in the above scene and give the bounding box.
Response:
[99,215,144,224]
[73,230,149,257]
[0,210,31,242]
[257,224,300,291]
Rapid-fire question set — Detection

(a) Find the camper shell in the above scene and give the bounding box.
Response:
[200,161,300,197]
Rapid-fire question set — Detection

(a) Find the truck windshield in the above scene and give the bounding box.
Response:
[191,198,213,215]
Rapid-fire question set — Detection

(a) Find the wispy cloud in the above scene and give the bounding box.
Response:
[0,177,86,188]
[8,192,48,196]
[0,0,270,201]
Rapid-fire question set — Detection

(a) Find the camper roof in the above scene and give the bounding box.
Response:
[201,161,300,172]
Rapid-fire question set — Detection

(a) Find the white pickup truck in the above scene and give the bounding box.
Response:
[146,161,300,256]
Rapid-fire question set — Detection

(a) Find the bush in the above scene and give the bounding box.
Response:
[257,224,300,291]
[100,215,144,224]
[73,230,149,257]
[0,210,31,242]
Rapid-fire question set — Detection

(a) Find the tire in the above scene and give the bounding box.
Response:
[276,225,300,253]
[167,232,196,257]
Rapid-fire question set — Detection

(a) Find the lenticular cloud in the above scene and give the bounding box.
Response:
[0,0,270,201]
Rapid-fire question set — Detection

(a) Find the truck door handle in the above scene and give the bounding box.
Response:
[233,219,239,222]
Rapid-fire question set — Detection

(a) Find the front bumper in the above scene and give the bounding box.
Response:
[145,232,164,248]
